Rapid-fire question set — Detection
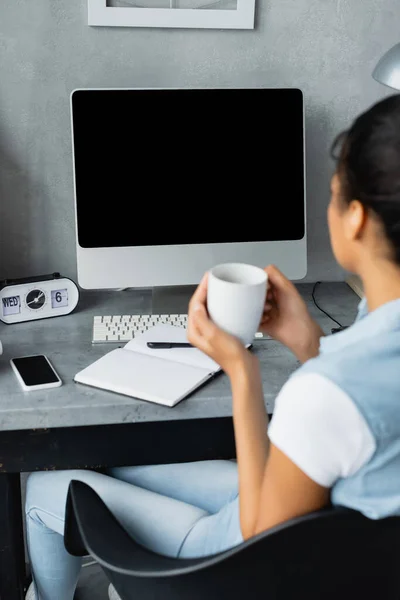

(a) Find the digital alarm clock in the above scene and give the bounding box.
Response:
[0,273,80,324]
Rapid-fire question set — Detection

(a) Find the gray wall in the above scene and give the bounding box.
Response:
[0,0,398,283]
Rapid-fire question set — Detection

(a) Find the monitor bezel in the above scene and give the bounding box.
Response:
[71,87,307,288]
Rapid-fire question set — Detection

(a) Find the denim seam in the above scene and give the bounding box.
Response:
[26,505,65,528]
[176,512,209,558]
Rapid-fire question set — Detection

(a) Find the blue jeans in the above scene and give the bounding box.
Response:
[25,460,242,600]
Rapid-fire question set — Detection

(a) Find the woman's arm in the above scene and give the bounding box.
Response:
[187,269,329,541]
[230,355,270,538]
[253,444,330,537]
[231,265,327,535]
[230,356,329,540]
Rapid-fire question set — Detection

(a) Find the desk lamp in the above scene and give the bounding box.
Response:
[372,43,400,91]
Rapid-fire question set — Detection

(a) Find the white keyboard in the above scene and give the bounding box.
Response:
[92,314,267,344]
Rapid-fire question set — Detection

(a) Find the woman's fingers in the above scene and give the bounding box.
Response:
[187,314,207,351]
[192,301,214,336]
[188,273,210,346]
[188,274,219,350]
[265,264,290,289]
[189,272,208,313]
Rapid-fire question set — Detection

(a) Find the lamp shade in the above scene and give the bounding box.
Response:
[372,43,400,91]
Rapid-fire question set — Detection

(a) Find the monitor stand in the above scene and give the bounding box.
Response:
[150,285,197,315]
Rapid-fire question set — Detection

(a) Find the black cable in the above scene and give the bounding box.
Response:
[312,281,343,328]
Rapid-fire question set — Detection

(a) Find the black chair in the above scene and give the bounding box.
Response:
[65,480,400,600]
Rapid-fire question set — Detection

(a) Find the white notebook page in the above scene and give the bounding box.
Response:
[75,347,212,407]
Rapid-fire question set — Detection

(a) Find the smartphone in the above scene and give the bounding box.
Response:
[10,355,62,391]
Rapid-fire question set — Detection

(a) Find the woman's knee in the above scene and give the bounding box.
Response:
[26,469,107,537]
[26,468,117,517]
[25,470,86,518]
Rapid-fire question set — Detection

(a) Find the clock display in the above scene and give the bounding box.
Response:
[0,273,79,324]
[2,295,21,316]
[51,288,68,308]
[26,289,46,310]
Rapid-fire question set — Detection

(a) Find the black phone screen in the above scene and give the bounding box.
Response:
[12,355,59,386]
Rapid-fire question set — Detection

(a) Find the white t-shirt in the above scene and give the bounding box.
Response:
[268,373,376,488]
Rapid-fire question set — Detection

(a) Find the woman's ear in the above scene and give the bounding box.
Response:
[344,200,367,240]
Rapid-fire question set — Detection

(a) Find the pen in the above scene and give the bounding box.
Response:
[147,342,194,349]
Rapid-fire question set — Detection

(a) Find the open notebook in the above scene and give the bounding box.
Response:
[74,324,221,407]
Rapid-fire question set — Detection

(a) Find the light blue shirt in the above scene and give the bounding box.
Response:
[296,296,400,518]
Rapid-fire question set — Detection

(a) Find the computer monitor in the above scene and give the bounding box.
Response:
[71,88,306,289]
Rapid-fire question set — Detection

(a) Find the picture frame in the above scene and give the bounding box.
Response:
[88,0,256,30]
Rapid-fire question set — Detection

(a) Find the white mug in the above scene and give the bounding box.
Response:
[207,262,268,345]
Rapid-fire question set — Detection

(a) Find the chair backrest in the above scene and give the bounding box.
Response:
[65,480,400,600]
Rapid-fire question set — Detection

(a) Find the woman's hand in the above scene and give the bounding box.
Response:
[260,265,324,363]
[187,273,253,378]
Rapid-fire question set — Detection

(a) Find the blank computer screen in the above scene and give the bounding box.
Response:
[72,88,305,248]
